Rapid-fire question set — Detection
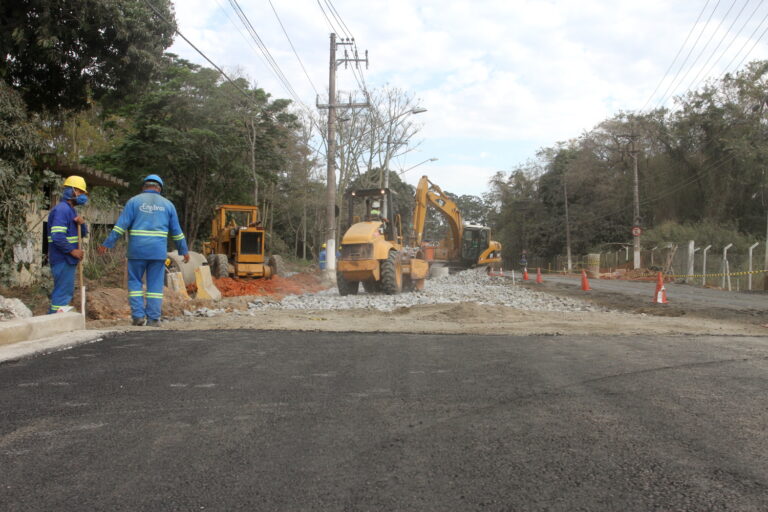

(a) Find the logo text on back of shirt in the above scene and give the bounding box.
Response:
[139,203,166,214]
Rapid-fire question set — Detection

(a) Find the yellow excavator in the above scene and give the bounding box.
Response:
[337,187,429,295]
[412,176,502,269]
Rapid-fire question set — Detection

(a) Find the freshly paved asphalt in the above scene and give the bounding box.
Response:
[1,330,767,511]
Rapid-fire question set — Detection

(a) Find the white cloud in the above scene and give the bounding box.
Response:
[169,0,768,196]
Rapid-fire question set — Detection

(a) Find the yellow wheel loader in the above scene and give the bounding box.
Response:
[337,188,429,295]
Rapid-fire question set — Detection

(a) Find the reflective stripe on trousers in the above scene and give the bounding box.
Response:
[127,259,165,321]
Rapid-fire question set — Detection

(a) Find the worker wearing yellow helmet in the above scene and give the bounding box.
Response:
[319,243,327,270]
[46,176,89,313]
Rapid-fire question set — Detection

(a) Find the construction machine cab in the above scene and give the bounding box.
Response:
[347,188,398,242]
[461,225,490,266]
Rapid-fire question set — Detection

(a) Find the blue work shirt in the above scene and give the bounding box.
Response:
[102,190,188,260]
[47,200,88,266]
[319,249,327,270]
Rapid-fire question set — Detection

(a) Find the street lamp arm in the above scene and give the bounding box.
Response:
[398,157,438,175]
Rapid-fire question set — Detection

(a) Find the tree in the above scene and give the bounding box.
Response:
[0,0,176,112]
[90,56,306,248]
[0,83,44,283]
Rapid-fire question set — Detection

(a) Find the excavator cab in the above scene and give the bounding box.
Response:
[461,226,489,266]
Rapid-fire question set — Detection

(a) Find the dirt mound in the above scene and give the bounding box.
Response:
[84,287,211,320]
[213,272,329,299]
[85,288,131,320]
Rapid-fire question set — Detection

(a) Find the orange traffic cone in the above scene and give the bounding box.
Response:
[652,272,668,304]
[580,270,591,291]
[523,268,529,281]
[536,268,543,284]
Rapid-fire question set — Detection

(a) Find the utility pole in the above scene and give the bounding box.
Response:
[317,33,368,275]
[619,133,641,270]
[563,176,572,273]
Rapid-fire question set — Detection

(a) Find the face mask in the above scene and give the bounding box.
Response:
[75,194,88,206]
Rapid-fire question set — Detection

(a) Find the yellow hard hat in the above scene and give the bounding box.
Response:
[63,175,87,192]
[322,243,327,248]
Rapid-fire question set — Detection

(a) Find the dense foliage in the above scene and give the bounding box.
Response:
[0,83,44,281]
[0,0,175,112]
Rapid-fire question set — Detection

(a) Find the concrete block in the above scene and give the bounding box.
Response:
[0,312,85,346]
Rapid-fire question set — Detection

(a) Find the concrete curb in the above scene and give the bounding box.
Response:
[0,312,85,347]
[0,328,123,364]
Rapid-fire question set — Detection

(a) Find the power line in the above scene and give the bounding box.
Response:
[141,0,256,105]
[641,0,712,110]
[214,0,273,77]
[267,0,320,96]
[317,0,344,36]
[681,0,753,94]
[690,0,764,90]
[725,5,768,71]
[228,0,304,106]
[667,2,768,114]
[654,0,723,109]
[324,0,354,40]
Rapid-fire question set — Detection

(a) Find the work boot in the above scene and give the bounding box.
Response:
[146,318,162,327]
[132,317,147,326]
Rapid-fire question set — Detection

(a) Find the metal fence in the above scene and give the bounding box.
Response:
[528,241,768,292]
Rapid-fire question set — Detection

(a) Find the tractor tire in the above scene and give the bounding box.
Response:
[380,251,403,295]
[268,255,285,278]
[337,272,359,295]
[209,254,230,278]
[362,280,381,294]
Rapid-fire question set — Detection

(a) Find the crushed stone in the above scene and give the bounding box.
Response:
[240,268,607,314]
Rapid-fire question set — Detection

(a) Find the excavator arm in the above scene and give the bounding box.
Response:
[412,176,464,255]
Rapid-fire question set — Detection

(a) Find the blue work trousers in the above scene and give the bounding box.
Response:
[127,259,165,321]
[49,262,77,314]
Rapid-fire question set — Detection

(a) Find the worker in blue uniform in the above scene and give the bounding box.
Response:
[319,243,327,270]
[47,176,89,314]
[98,175,189,326]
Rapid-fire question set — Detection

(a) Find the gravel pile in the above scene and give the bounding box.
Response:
[244,268,604,314]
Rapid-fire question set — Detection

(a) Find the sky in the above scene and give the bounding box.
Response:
[170,0,768,196]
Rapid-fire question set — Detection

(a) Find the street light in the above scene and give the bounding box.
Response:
[381,107,427,218]
[398,157,438,175]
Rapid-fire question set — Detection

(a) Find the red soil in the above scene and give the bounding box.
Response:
[213,272,328,298]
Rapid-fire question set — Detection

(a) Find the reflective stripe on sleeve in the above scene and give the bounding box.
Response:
[129,230,168,237]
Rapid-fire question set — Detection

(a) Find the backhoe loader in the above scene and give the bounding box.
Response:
[336,188,429,295]
[412,176,502,269]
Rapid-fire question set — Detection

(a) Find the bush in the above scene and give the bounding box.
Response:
[642,220,758,251]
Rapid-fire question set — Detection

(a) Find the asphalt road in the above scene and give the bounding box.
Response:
[540,274,768,313]
[2,330,767,511]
